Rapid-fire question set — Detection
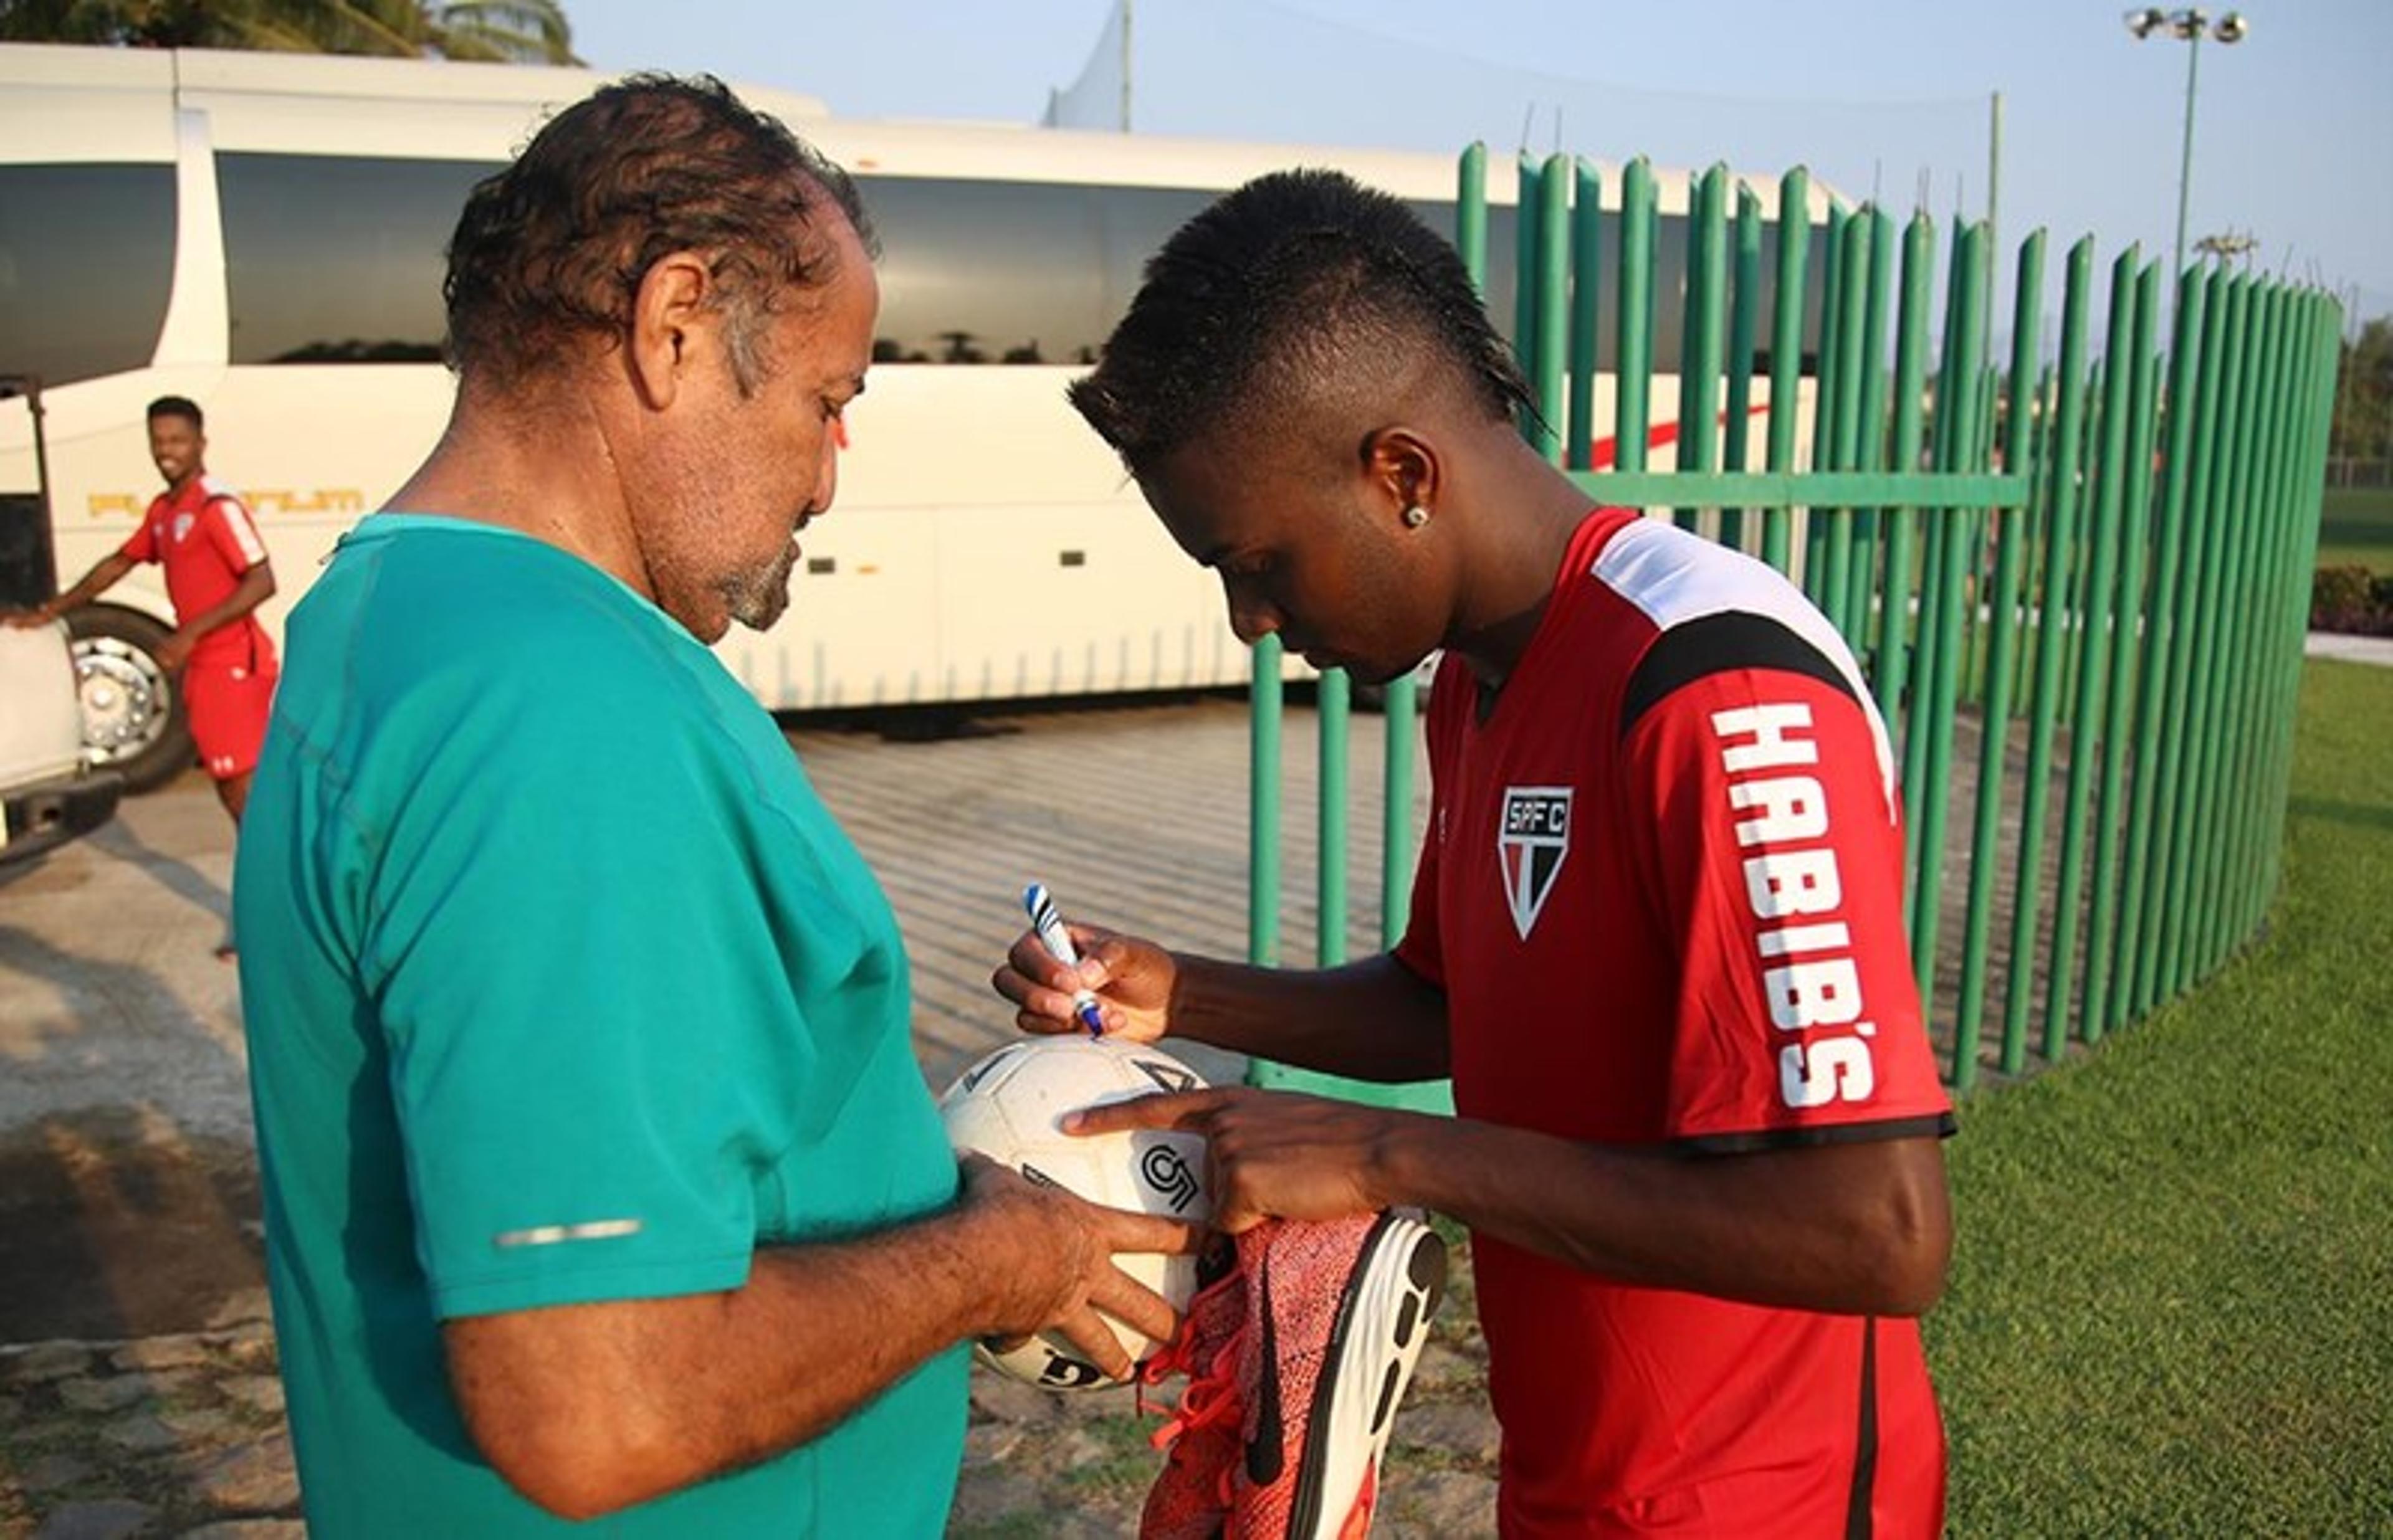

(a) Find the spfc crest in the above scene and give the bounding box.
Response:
[1497,786,1573,939]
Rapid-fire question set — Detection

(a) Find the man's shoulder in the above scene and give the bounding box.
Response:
[305,523,700,715]
[193,475,249,511]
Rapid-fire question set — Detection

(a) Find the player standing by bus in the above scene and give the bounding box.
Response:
[6,394,277,952]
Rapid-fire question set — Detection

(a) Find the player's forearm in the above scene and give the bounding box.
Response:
[1169,951,1450,1081]
[447,1205,1016,1519]
[41,554,135,617]
[1378,1115,1951,1316]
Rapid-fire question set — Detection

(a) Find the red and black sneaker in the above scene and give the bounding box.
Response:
[1140,1242,1249,1540]
[1231,1210,1448,1539]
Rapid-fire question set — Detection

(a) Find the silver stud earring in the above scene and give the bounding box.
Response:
[1401,505,1431,530]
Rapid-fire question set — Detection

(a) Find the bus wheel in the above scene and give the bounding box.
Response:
[65,604,194,795]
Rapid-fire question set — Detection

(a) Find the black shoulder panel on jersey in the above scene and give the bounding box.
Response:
[1670,1111,1957,1157]
[1620,611,1858,739]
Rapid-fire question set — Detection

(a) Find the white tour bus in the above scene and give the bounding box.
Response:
[0,43,1828,790]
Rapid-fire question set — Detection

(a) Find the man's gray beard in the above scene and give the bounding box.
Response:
[722,544,797,632]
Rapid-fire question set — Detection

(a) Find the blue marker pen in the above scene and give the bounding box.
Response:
[1023,883,1106,1038]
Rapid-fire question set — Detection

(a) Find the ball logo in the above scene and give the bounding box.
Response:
[1137,1144,1201,1213]
[1134,1057,1200,1095]
[1036,1352,1107,1390]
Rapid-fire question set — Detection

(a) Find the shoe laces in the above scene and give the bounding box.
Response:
[1143,1315,1246,1453]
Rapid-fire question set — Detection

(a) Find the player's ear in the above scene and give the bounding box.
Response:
[1360,428,1439,527]
[628,252,713,410]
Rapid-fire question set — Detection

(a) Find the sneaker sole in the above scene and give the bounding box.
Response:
[1286,1209,1448,1540]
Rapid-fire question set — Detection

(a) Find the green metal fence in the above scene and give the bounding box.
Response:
[1249,146,2343,1099]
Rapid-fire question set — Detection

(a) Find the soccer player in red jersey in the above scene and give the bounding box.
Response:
[1000,171,1954,1538]
[9,397,279,948]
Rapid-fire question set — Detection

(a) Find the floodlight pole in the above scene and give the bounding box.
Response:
[2171,28,2201,284]
[2126,9,2248,290]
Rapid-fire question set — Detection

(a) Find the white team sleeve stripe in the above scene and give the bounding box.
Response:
[1593,516,1898,813]
[216,496,269,567]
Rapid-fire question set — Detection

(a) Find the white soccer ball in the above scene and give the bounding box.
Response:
[937,1037,1211,1391]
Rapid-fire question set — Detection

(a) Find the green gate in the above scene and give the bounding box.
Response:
[1249,145,2343,1100]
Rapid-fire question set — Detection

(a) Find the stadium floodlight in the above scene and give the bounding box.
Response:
[2124,9,2252,288]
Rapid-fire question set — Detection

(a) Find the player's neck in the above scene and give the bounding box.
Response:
[1445,450,1591,700]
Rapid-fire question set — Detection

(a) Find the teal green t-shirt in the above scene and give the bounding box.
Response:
[234,515,968,1537]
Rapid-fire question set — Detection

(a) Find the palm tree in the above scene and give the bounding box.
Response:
[0,0,581,65]
[424,2,575,64]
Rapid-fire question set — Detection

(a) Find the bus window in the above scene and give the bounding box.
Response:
[218,152,497,364]
[0,164,176,387]
[1091,184,1215,362]
[861,176,1101,365]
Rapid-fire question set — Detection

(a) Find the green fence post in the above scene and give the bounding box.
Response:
[2256,282,2314,938]
[2263,297,2341,898]
[2179,273,2257,981]
[2257,298,2342,900]
[1516,152,1546,445]
[1566,158,1602,472]
[2079,259,2165,1043]
[2000,235,2095,1066]
[1903,221,1971,893]
[1907,221,1989,1018]
[2133,266,2228,1014]
[1761,168,1808,573]
[1457,143,1488,293]
[1807,201,1851,603]
[2233,285,2294,933]
[2219,280,2297,956]
[1248,632,1284,966]
[1873,214,1939,726]
[2162,273,2253,996]
[2042,247,2144,1055]
[1617,158,1656,475]
[1845,207,1898,652]
[1719,185,1762,551]
[2115,267,2201,1033]
[1821,211,1873,639]
[1955,227,2045,1080]
[1676,164,1729,531]
[1530,153,1571,464]
[1317,667,1351,965]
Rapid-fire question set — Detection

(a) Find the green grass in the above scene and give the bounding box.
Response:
[1927,658,2393,1534]
[2316,485,2393,574]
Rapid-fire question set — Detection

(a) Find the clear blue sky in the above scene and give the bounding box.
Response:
[565,0,2391,323]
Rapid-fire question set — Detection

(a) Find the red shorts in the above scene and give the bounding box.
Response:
[183,656,278,781]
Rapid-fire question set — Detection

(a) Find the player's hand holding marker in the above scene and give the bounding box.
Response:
[995,889,1401,1235]
[996,883,1178,1043]
[1022,883,1109,1037]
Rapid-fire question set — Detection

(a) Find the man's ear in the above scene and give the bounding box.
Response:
[627,252,715,411]
[1362,427,1440,523]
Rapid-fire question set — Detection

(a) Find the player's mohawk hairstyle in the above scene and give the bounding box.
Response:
[1069,168,1530,476]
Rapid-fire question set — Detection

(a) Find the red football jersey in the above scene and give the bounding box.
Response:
[1396,508,1952,1538]
[120,475,275,669]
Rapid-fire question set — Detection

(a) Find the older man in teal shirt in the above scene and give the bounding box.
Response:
[234,75,1190,1536]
